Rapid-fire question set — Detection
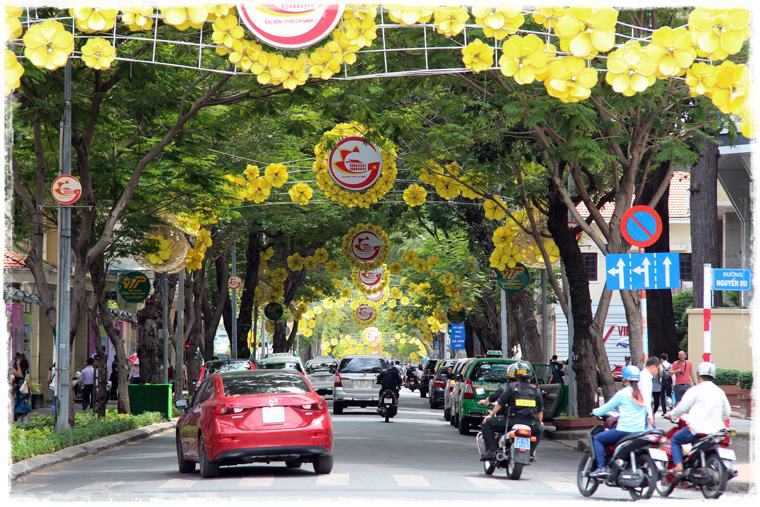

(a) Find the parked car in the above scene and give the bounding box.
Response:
[332,354,388,414]
[448,358,475,427]
[174,370,333,478]
[419,359,439,398]
[194,358,257,390]
[258,353,306,373]
[531,362,569,420]
[444,358,471,422]
[305,356,338,395]
[429,359,456,409]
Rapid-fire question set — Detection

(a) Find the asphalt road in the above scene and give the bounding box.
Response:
[9,388,755,505]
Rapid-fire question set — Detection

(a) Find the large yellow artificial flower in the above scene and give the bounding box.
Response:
[646,27,696,78]
[5,50,24,95]
[289,182,313,205]
[121,7,154,31]
[403,184,427,207]
[304,256,319,270]
[261,247,274,261]
[492,225,515,247]
[385,5,433,25]
[280,55,309,90]
[162,6,208,30]
[688,8,750,60]
[499,35,554,85]
[246,177,271,203]
[309,44,343,80]
[605,42,656,96]
[434,6,469,36]
[400,296,410,306]
[545,57,598,103]
[251,52,284,86]
[532,7,565,29]
[554,7,618,58]
[81,38,116,70]
[325,260,340,274]
[229,39,263,72]
[685,62,717,97]
[472,5,524,40]
[401,250,418,264]
[435,179,460,200]
[212,15,244,49]
[288,253,306,272]
[5,6,24,41]
[341,7,377,48]
[71,8,118,33]
[146,234,172,264]
[195,229,213,253]
[484,197,507,220]
[710,61,749,115]
[389,262,403,275]
[206,4,236,21]
[314,248,329,264]
[185,248,205,271]
[462,39,494,73]
[23,20,74,71]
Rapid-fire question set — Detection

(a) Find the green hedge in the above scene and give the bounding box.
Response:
[11,409,165,463]
[739,371,753,390]
[713,368,740,386]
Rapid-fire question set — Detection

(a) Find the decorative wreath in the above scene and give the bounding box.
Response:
[313,123,398,208]
[351,264,390,295]
[361,288,390,306]
[341,223,391,271]
[352,303,378,327]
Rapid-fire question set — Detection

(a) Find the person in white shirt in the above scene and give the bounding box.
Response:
[659,353,674,414]
[80,357,96,410]
[130,356,141,384]
[638,356,661,429]
[666,362,731,476]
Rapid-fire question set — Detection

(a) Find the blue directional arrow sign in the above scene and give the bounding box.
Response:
[450,323,466,350]
[606,253,680,290]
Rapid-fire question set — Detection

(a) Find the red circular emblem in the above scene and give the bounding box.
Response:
[51,175,82,205]
[237,3,345,50]
[350,230,383,263]
[328,136,384,191]
[228,275,242,290]
[366,289,385,301]
[355,304,375,322]
[358,267,384,288]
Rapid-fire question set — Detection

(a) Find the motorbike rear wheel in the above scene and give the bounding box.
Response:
[628,454,657,500]
[576,452,599,497]
[701,452,728,499]
[504,452,523,480]
[655,471,677,497]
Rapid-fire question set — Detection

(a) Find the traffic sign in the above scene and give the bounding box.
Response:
[606,253,680,290]
[51,175,82,204]
[451,323,465,350]
[621,206,662,248]
[228,275,242,290]
[495,263,530,293]
[713,269,752,291]
[447,307,466,324]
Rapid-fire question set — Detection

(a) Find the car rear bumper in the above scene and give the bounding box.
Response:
[214,445,331,464]
[333,388,377,404]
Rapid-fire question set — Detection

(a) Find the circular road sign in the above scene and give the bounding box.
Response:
[495,263,530,293]
[621,205,662,248]
[117,272,151,303]
[51,175,82,204]
[228,275,242,290]
[264,302,284,321]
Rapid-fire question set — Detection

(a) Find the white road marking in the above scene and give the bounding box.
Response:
[466,477,510,489]
[157,479,198,489]
[331,416,446,426]
[11,484,47,492]
[316,473,350,486]
[75,481,125,491]
[393,474,430,487]
[239,476,274,487]
[544,480,577,492]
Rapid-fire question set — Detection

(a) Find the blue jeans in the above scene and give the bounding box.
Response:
[670,426,697,465]
[593,429,630,469]
[674,384,691,402]
[51,390,56,414]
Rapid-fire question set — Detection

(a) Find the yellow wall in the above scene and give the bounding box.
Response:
[686,308,753,372]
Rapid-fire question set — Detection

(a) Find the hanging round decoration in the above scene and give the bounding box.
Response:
[351,265,390,295]
[363,289,389,305]
[136,224,191,274]
[237,3,346,50]
[352,303,377,327]
[363,326,381,343]
[313,123,397,208]
[342,223,390,271]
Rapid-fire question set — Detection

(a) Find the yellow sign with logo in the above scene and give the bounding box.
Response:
[515,398,536,407]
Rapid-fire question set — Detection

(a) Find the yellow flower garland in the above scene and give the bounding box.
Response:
[352,303,378,327]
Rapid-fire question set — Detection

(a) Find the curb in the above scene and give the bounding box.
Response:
[10,420,176,482]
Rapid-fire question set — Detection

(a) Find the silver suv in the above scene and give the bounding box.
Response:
[333,355,388,414]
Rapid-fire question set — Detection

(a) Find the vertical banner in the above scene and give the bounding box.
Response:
[451,323,466,350]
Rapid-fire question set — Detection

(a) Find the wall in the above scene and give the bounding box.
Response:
[686,308,752,372]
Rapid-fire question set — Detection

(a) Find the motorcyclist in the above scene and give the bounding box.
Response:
[665,361,731,477]
[377,364,402,408]
[480,362,544,462]
[589,365,648,478]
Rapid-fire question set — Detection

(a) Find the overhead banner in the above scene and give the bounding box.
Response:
[237,2,345,50]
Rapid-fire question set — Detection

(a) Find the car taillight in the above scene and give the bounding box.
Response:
[213,406,251,415]
[435,380,446,388]
[301,402,324,410]
[464,379,474,399]
[334,374,343,387]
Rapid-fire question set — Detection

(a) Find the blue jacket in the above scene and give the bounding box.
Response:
[592,386,647,432]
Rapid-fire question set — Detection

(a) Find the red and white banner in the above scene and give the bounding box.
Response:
[51,175,82,204]
[328,136,383,191]
[365,289,385,301]
[238,2,345,49]
[355,303,375,323]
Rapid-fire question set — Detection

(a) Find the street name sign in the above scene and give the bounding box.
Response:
[712,269,752,291]
[606,252,680,290]
[495,263,530,293]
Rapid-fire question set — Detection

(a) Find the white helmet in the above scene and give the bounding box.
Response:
[697,362,717,379]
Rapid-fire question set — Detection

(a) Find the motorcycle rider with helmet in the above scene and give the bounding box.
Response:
[480,362,544,462]
[589,364,648,478]
[377,363,403,408]
[665,361,731,477]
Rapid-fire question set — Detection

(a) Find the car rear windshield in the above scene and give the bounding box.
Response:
[307,363,336,372]
[207,362,252,375]
[339,357,384,374]
[261,361,303,372]
[469,362,511,383]
[223,373,311,395]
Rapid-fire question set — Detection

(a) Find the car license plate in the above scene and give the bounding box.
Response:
[717,447,736,461]
[515,437,531,450]
[649,448,668,462]
[262,406,285,424]
[355,380,371,388]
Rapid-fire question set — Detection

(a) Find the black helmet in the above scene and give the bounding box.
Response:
[514,361,533,381]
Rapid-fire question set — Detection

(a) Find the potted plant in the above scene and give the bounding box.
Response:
[713,369,740,408]
[737,371,753,419]
[30,383,45,409]
[551,416,599,431]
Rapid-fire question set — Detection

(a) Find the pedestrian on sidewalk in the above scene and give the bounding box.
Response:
[109,362,119,400]
[47,363,57,414]
[11,354,32,422]
[659,353,673,414]
[129,356,141,384]
[671,350,696,403]
[80,357,95,410]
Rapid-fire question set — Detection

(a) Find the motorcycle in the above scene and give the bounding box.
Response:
[476,416,536,480]
[72,371,84,402]
[654,416,737,499]
[405,375,419,392]
[577,416,668,500]
[377,388,398,422]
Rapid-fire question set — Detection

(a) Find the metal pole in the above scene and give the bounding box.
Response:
[566,175,577,416]
[500,288,508,358]
[444,324,450,359]
[162,275,168,383]
[55,60,72,433]
[231,241,237,359]
[640,246,648,363]
[175,270,184,401]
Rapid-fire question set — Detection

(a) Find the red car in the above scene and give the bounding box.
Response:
[175,370,333,478]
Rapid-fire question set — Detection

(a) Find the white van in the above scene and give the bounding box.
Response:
[305,356,338,395]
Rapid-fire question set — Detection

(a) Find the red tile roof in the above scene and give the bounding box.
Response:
[4,248,27,269]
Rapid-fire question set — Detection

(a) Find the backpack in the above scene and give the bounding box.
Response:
[661,368,673,388]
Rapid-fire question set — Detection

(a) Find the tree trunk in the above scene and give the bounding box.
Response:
[506,289,542,363]
[237,228,262,357]
[691,136,722,310]
[136,293,163,384]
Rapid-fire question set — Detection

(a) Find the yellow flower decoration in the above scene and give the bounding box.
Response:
[688,8,750,60]
[280,55,310,90]
[332,278,343,289]
[532,7,565,29]
[484,197,507,220]
[711,61,749,116]
[23,20,74,71]
[145,234,173,264]
[685,62,717,97]
[435,179,460,200]
[740,117,754,139]
[340,6,377,49]
[385,5,433,25]
[264,163,288,188]
[544,57,599,103]
[161,6,208,30]
[433,6,469,37]
[212,15,245,49]
[5,7,24,41]
[246,177,271,203]
[646,27,696,78]
[554,7,618,58]
[400,296,410,306]
[471,5,524,40]
[185,248,205,271]
[70,8,118,33]
[304,256,319,270]
[5,50,24,96]
[81,38,116,70]
[605,42,656,97]
[325,260,340,274]
[403,184,427,207]
[261,247,274,261]
[396,317,406,326]
[499,35,555,85]
[287,253,306,272]
[462,39,494,73]
[341,223,391,271]
[314,248,329,264]
[289,182,313,205]
[492,225,515,247]
[401,250,418,264]
[228,40,263,74]
[121,7,154,31]
[389,262,403,275]
[388,299,397,309]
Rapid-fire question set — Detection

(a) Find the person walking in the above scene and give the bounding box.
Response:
[129,356,141,384]
[109,362,119,400]
[671,350,696,403]
[47,363,57,414]
[650,357,663,417]
[659,353,673,414]
[80,357,96,410]
[11,355,32,422]
[638,356,661,429]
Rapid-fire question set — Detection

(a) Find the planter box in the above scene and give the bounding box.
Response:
[552,417,598,431]
[30,393,45,409]
[738,388,752,419]
[718,384,741,409]
[128,383,172,420]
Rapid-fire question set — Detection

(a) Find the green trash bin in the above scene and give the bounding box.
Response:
[128,383,172,419]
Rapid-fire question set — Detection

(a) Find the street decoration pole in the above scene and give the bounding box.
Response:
[703,264,712,362]
[231,241,237,359]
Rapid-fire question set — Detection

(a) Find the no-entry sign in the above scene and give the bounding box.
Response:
[621,205,662,248]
